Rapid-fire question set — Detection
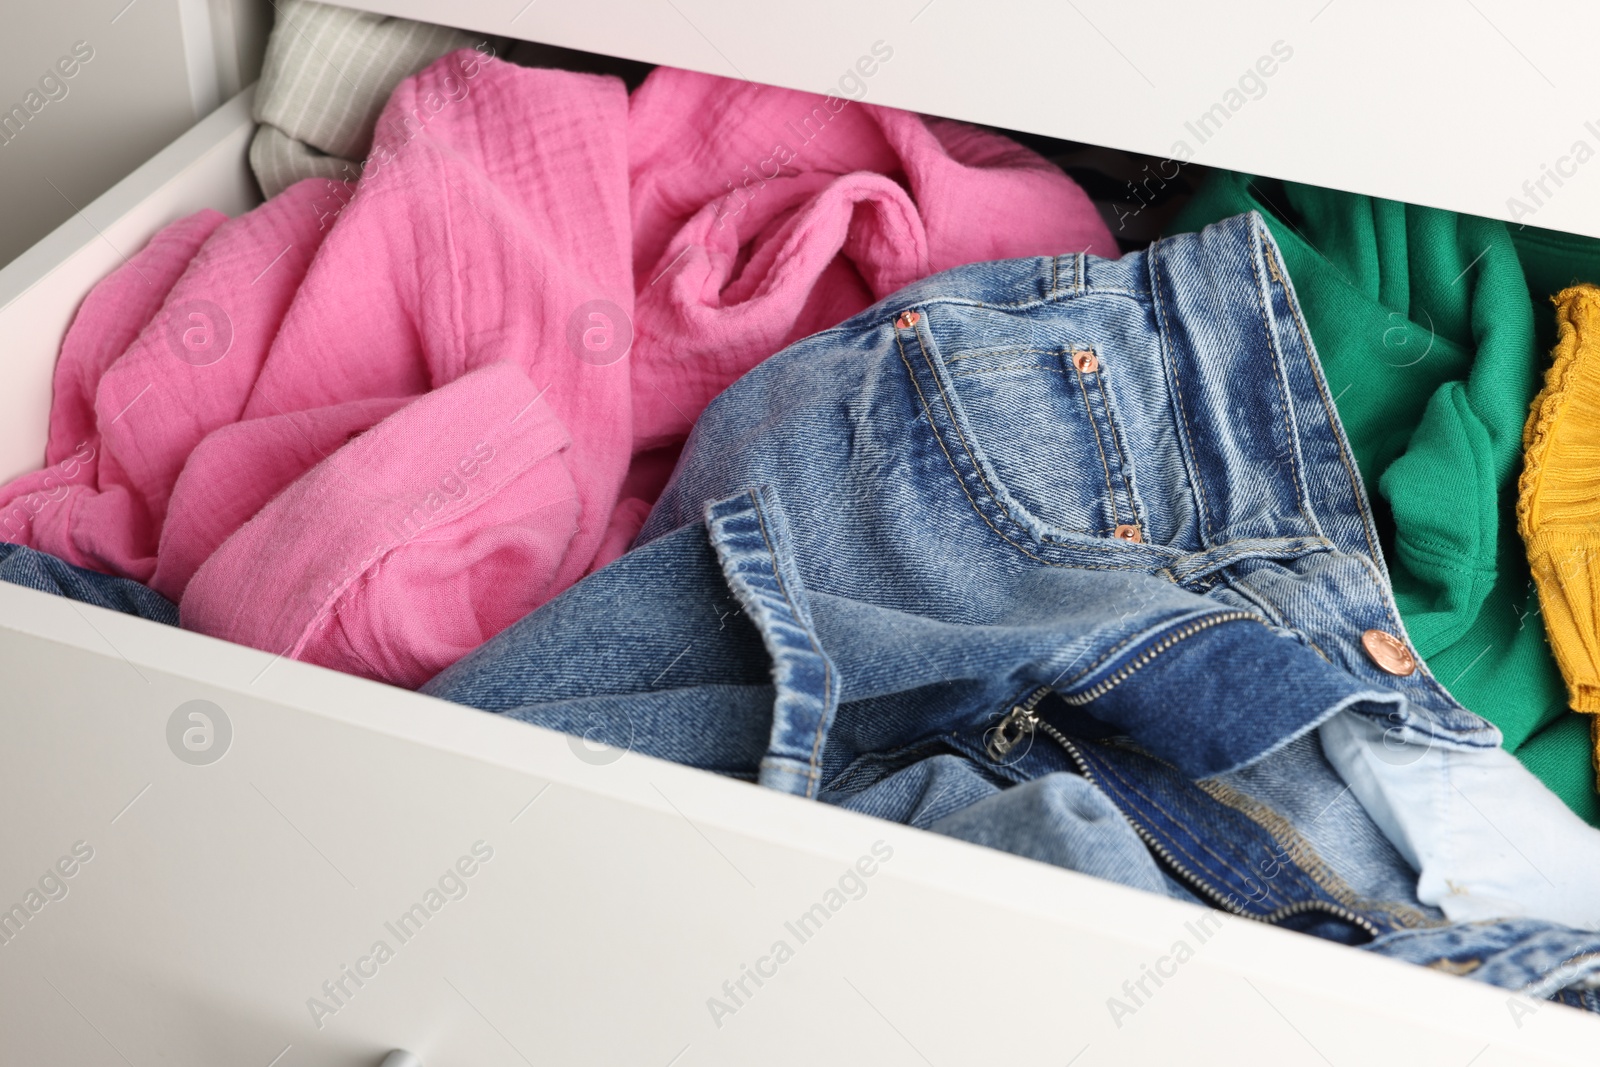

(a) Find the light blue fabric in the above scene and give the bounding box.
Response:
[426,213,1600,1008]
[1321,708,1600,930]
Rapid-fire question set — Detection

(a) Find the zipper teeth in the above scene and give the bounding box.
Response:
[988,611,1381,937]
[1061,610,1260,706]
[1040,722,1250,916]
[1250,898,1380,934]
[1017,685,1051,714]
[1036,722,1381,939]
[985,612,1258,761]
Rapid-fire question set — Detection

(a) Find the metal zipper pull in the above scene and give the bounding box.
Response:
[986,703,1040,760]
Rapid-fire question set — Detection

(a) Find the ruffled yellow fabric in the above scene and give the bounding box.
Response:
[1519,285,1600,789]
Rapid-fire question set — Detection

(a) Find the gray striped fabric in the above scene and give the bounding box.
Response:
[250,1,490,198]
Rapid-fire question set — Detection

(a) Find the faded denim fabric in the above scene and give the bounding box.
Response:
[426,213,1600,1006]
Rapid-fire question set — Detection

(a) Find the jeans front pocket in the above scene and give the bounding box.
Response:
[898,298,1154,547]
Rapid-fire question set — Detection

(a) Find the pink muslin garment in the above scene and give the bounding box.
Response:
[0,51,1115,687]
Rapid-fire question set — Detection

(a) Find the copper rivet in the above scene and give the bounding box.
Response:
[1113,524,1142,543]
[1073,350,1099,372]
[1361,629,1416,676]
[895,310,920,329]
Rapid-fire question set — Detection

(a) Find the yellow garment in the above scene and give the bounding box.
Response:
[1519,284,1600,788]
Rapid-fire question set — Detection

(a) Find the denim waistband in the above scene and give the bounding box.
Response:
[911,214,1383,566]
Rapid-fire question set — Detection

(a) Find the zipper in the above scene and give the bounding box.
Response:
[985,688,1050,760]
[1062,610,1260,705]
[1040,727,1380,937]
[984,611,1258,761]
[982,609,1381,937]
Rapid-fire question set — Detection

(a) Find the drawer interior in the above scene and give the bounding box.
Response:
[0,88,261,485]
[0,21,1597,1066]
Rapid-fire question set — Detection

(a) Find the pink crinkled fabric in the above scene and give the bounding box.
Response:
[0,52,1115,687]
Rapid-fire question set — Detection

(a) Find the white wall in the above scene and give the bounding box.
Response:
[0,0,269,270]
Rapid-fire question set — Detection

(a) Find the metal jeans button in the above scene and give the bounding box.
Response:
[1361,629,1416,676]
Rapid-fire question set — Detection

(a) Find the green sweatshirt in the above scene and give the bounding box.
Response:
[1169,174,1600,824]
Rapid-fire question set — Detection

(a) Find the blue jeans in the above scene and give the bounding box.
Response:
[0,543,177,624]
[426,213,1600,1007]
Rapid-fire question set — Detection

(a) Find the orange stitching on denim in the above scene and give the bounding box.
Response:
[1198,776,1438,929]
[894,329,1058,565]
[917,328,1032,530]
[932,290,1145,311]
[1107,740,1403,927]
[1350,553,1419,649]
[1270,260,1424,651]
[1264,243,1285,284]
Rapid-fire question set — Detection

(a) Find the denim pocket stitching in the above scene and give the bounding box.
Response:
[1091,361,1142,528]
[898,318,1139,563]
[947,363,1072,380]
[892,325,1056,565]
[893,322,1133,567]
[943,346,1064,365]
[1072,354,1125,528]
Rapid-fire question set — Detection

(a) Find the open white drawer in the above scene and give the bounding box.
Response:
[1,36,1598,1067]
